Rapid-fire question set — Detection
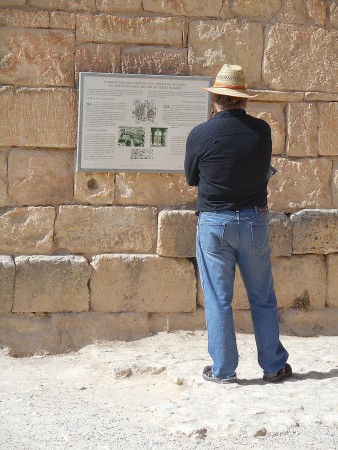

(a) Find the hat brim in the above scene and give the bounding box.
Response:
[202,87,258,98]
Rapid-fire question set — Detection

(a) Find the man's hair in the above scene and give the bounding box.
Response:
[212,94,247,110]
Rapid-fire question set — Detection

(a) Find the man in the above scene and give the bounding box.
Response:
[184,64,291,384]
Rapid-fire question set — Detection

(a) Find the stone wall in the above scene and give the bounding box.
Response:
[0,0,337,355]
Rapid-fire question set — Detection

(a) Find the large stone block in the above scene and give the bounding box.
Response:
[248,90,304,102]
[50,12,76,29]
[333,160,338,209]
[329,1,338,28]
[8,149,74,206]
[76,15,187,47]
[0,8,49,27]
[0,150,12,207]
[269,212,292,257]
[273,255,326,309]
[157,210,197,257]
[55,206,157,253]
[327,254,338,308]
[0,28,75,87]
[90,254,196,313]
[280,308,338,337]
[306,0,327,25]
[0,256,15,314]
[291,209,338,255]
[74,171,115,205]
[0,207,55,255]
[263,24,338,93]
[96,0,142,13]
[0,87,77,148]
[318,102,338,156]
[149,308,206,333]
[0,0,26,5]
[268,157,332,212]
[143,0,228,17]
[75,43,120,84]
[287,103,318,157]
[232,0,281,19]
[121,47,188,76]
[188,20,263,87]
[115,173,197,207]
[247,103,285,155]
[28,0,95,10]
[13,256,90,313]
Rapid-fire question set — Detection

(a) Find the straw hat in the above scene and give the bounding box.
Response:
[203,64,257,98]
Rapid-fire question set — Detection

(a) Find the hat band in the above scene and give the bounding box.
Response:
[213,82,245,90]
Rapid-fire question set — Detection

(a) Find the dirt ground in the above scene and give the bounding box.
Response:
[1,331,338,450]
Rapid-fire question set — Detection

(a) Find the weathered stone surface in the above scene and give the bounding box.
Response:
[149,309,205,333]
[55,206,157,254]
[304,92,338,101]
[248,90,304,102]
[122,47,188,76]
[0,256,15,314]
[0,0,25,5]
[269,212,292,257]
[232,0,281,19]
[74,171,115,205]
[96,0,142,13]
[318,102,338,156]
[8,149,74,206]
[333,161,338,209]
[328,1,338,27]
[263,24,338,93]
[0,207,55,255]
[0,28,75,87]
[280,308,338,337]
[188,20,263,87]
[28,0,95,10]
[90,255,196,313]
[115,173,197,207]
[287,103,318,157]
[157,210,197,257]
[306,0,326,26]
[327,254,338,308]
[277,0,306,24]
[50,12,76,29]
[13,256,90,313]
[247,103,285,155]
[75,43,120,84]
[143,0,227,17]
[0,150,12,207]
[0,87,77,148]
[76,15,186,47]
[273,255,326,309]
[0,8,49,27]
[291,210,338,255]
[268,157,332,212]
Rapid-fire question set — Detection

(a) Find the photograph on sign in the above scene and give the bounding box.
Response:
[77,73,212,172]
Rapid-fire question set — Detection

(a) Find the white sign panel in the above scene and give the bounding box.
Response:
[77,73,212,172]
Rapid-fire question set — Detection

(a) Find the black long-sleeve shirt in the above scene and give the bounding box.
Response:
[184,109,272,212]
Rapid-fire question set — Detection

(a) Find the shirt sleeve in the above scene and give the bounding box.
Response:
[184,129,200,186]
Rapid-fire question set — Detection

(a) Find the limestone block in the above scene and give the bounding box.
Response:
[0,87,77,148]
[248,91,304,102]
[75,44,120,84]
[280,308,338,337]
[76,15,186,47]
[0,207,55,255]
[8,149,74,206]
[305,92,338,101]
[0,8,49,27]
[188,20,263,87]
[287,103,318,157]
[121,47,188,76]
[74,171,115,205]
[306,0,326,25]
[277,0,306,23]
[273,255,326,309]
[268,157,332,213]
[232,0,281,19]
[13,256,90,313]
[263,24,338,93]
[333,161,338,209]
[149,308,206,333]
[269,212,292,257]
[247,103,285,155]
[0,0,25,5]
[115,173,197,207]
[96,0,142,13]
[327,254,338,307]
[90,254,196,313]
[157,210,197,257]
[0,28,75,87]
[328,1,338,28]
[50,12,76,29]
[143,0,227,17]
[0,150,12,207]
[0,256,15,314]
[291,209,338,255]
[28,0,95,10]
[55,205,157,254]
[318,103,338,156]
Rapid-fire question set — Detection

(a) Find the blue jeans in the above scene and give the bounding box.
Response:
[196,208,288,379]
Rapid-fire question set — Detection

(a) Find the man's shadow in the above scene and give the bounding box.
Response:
[237,368,338,386]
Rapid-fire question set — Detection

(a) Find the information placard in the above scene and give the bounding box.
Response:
[77,73,212,172]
